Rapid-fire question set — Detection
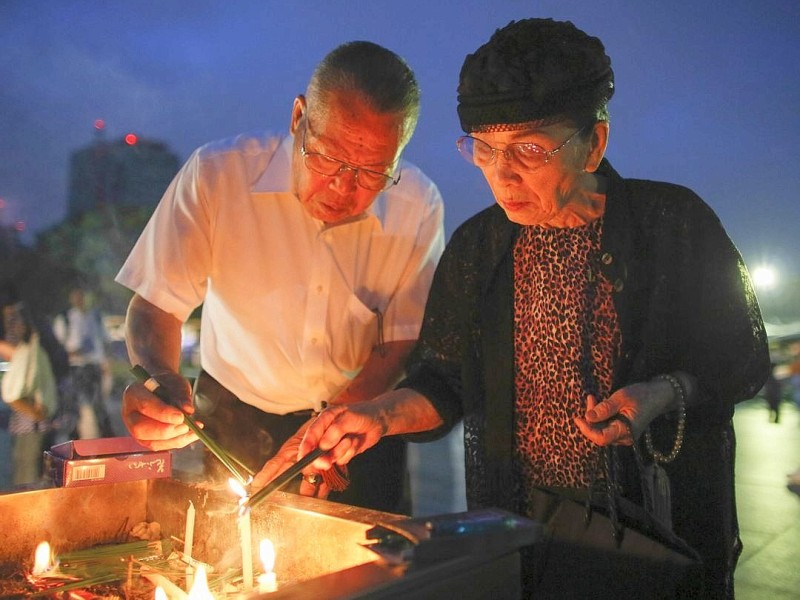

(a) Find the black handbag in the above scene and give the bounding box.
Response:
[523,447,703,599]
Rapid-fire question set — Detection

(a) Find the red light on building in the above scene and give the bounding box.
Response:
[94,119,106,131]
[125,133,138,146]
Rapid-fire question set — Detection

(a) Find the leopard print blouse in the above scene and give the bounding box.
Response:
[512,217,621,505]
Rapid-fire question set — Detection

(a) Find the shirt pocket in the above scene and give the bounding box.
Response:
[331,294,379,375]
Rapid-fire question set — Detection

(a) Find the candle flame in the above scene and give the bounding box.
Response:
[228,478,247,499]
[187,564,214,599]
[154,586,168,600]
[260,538,275,574]
[32,541,52,575]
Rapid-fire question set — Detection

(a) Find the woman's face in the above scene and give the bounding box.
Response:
[474,121,608,228]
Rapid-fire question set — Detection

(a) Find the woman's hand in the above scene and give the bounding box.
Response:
[298,403,389,472]
[252,421,330,499]
[574,377,678,446]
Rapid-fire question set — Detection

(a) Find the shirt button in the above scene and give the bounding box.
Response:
[601,253,613,265]
[316,285,323,293]
[311,337,318,345]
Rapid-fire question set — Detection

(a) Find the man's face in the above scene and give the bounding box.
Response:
[289,91,406,224]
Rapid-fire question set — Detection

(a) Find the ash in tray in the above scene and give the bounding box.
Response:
[0,520,240,599]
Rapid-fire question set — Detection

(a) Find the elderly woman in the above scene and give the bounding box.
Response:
[290,18,769,598]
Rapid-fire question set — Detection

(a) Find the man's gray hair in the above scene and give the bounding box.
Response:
[307,41,421,145]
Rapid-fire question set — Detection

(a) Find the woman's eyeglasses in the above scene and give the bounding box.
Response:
[456,127,586,172]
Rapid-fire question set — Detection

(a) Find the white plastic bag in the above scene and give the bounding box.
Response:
[2,333,56,418]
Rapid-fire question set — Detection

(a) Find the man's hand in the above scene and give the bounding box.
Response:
[121,371,197,451]
[122,294,192,450]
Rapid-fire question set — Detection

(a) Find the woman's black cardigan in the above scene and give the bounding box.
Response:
[401,159,770,593]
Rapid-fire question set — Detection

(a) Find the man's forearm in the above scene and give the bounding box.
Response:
[124,294,184,373]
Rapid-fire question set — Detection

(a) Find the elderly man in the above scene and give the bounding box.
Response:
[116,41,445,513]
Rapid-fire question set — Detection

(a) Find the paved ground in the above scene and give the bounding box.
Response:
[2,394,798,598]
[731,399,800,599]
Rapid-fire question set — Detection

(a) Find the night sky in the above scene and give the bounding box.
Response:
[2,0,799,281]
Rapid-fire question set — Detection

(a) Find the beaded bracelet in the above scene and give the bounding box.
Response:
[644,373,686,464]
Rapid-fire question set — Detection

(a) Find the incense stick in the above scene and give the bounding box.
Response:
[130,365,254,486]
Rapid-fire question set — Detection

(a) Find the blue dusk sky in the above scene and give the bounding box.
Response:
[1,0,798,280]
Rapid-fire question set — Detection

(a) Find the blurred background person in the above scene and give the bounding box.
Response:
[0,295,57,486]
[763,362,783,424]
[52,285,114,440]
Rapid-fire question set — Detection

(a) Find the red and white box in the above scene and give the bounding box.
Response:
[44,437,172,488]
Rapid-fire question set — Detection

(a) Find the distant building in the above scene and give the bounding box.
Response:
[66,131,179,217]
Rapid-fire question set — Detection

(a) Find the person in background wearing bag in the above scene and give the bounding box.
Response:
[0,300,57,486]
[283,18,770,598]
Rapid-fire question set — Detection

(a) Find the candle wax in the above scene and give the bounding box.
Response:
[257,572,278,593]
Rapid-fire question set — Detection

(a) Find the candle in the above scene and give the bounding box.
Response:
[184,501,196,555]
[257,539,278,593]
[239,511,254,591]
[184,501,196,589]
[229,478,254,592]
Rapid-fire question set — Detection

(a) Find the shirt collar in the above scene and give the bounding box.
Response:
[251,134,293,193]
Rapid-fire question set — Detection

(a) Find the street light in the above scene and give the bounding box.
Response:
[752,265,777,291]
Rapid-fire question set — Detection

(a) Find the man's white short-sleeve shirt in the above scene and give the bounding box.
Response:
[116,132,445,414]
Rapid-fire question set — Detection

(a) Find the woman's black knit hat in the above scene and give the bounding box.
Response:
[457,19,614,132]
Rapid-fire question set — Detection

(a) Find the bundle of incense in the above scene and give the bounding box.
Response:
[239,447,325,515]
[29,573,121,598]
[130,365,254,486]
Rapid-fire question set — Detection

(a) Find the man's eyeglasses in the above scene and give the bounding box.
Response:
[301,122,401,192]
[456,127,587,172]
